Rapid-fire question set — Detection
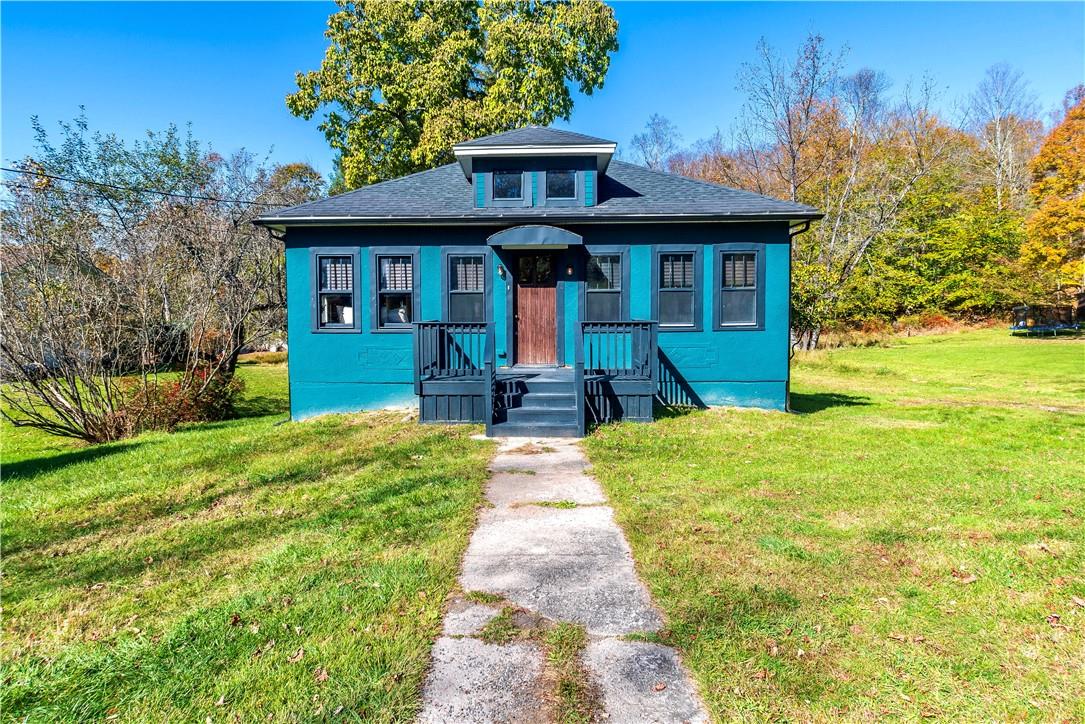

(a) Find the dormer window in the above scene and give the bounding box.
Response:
[493,171,523,200]
[546,170,576,200]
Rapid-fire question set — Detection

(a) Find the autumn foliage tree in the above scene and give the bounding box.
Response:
[638,37,1073,345]
[1023,91,1085,301]
[287,0,619,189]
[723,35,952,348]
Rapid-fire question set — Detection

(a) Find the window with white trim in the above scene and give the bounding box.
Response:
[377,255,414,328]
[317,255,354,328]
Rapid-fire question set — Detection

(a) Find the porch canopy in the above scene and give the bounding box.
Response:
[486,224,582,250]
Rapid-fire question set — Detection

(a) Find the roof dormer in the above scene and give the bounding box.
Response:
[452,126,617,179]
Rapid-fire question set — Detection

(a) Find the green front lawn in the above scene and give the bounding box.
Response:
[2,359,493,721]
[585,329,1084,720]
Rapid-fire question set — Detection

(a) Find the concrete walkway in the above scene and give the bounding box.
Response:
[419,437,707,723]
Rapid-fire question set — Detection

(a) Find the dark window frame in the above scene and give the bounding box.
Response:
[651,245,703,332]
[579,245,630,322]
[441,246,493,324]
[542,169,583,208]
[309,247,361,334]
[369,246,421,334]
[487,171,530,208]
[545,169,577,198]
[713,243,766,331]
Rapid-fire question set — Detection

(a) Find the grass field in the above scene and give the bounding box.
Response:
[4,332,1082,721]
[585,329,1084,720]
[1,359,492,721]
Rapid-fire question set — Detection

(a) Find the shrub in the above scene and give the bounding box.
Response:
[122,367,245,434]
[895,311,956,332]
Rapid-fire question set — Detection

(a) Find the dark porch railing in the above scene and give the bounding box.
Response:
[413,322,489,385]
[580,321,657,378]
[416,319,658,435]
[413,321,494,429]
[576,321,658,430]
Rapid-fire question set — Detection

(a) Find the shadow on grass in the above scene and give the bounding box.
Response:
[653,405,702,420]
[3,427,475,568]
[6,431,478,599]
[2,441,145,481]
[233,395,289,419]
[789,391,871,414]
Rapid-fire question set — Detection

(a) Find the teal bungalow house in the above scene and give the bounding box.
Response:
[255,127,820,436]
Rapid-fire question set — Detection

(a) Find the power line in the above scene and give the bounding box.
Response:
[1,165,282,207]
[5,182,129,205]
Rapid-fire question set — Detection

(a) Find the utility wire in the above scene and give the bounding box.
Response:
[1,165,282,207]
[5,182,129,205]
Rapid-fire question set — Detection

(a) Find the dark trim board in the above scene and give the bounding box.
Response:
[579,244,631,322]
[440,246,494,324]
[503,248,569,367]
[369,246,421,334]
[651,244,704,333]
[556,249,568,365]
[309,246,361,334]
[257,215,821,229]
[711,242,766,332]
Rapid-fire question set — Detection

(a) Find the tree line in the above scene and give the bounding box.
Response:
[630,36,1084,348]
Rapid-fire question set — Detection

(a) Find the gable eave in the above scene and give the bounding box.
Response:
[253,210,823,228]
[452,143,618,177]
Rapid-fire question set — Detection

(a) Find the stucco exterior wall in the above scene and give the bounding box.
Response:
[283,221,792,419]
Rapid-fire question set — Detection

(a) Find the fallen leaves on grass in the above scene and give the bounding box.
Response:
[951,569,978,584]
[889,633,927,644]
[1071,596,1085,609]
[314,667,329,683]
[288,647,304,663]
[252,639,275,658]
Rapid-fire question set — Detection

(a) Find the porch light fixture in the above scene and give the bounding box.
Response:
[566,264,574,277]
[498,264,506,279]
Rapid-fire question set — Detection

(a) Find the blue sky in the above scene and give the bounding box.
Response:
[2,2,1083,179]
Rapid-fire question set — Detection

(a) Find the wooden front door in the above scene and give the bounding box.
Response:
[514,253,558,365]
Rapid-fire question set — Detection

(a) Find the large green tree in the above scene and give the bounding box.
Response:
[287,0,619,189]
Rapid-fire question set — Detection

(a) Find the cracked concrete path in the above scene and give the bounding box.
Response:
[419,437,707,723]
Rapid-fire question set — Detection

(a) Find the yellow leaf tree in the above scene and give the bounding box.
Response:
[1024,90,1085,300]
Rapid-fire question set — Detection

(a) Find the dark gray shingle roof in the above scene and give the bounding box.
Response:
[453,126,615,148]
[257,160,820,225]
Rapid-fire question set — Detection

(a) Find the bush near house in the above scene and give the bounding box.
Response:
[1,359,492,721]
[585,329,1084,721]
